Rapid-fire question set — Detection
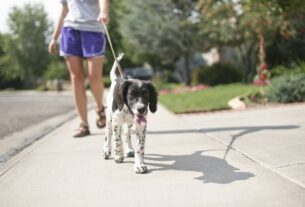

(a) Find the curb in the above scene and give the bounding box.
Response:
[0,102,97,177]
[0,90,105,171]
[0,110,77,166]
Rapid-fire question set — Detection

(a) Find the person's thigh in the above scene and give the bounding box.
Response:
[65,56,85,81]
[87,56,104,80]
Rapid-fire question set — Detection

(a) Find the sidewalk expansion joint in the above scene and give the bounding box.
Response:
[201,131,305,190]
[274,162,305,170]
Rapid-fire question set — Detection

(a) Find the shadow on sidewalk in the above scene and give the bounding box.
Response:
[148,125,299,159]
[146,150,254,184]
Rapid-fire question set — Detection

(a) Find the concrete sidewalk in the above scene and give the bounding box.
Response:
[0,104,304,206]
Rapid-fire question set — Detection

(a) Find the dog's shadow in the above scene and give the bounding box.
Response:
[145,150,254,184]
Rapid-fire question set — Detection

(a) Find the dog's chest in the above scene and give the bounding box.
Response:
[114,106,133,123]
[121,108,133,121]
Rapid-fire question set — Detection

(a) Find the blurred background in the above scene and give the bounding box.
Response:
[0,0,305,111]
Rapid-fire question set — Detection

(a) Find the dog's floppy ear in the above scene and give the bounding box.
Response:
[147,82,158,113]
[113,80,131,112]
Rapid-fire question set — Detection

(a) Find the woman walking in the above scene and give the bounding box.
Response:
[48,0,109,137]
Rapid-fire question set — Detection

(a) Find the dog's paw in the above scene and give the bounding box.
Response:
[134,165,148,174]
[126,150,134,158]
[114,157,124,163]
[103,151,111,160]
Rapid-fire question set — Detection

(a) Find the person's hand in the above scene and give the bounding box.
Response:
[48,39,57,56]
[97,11,110,25]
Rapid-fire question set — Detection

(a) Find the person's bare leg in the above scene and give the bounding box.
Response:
[66,56,89,126]
[88,56,104,110]
[88,56,106,128]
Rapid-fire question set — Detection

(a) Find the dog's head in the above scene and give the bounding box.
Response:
[113,79,158,124]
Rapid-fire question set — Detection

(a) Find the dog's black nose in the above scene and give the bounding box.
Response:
[137,107,146,114]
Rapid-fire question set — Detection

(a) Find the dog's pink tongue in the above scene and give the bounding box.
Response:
[134,115,147,126]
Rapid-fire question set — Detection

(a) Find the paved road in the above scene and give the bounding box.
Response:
[0,92,75,139]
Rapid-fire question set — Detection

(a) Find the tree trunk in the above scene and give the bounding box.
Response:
[258,32,266,66]
[184,52,191,86]
[238,41,257,82]
[237,45,247,82]
[24,73,37,89]
[245,41,257,82]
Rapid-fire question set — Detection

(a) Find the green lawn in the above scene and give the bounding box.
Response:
[159,83,260,113]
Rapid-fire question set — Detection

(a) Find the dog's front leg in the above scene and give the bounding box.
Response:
[124,124,134,157]
[134,125,148,174]
[113,122,124,163]
[103,118,112,159]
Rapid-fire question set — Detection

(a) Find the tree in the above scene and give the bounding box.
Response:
[0,34,18,80]
[4,3,52,88]
[119,0,204,85]
[265,0,305,67]
[197,0,304,81]
[103,0,127,75]
[0,33,24,89]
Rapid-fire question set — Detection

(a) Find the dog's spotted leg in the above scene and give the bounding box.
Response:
[134,125,147,174]
[124,124,134,157]
[103,119,112,159]
[113,122,124,163]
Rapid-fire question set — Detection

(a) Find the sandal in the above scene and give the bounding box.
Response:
[73,123,91,138]
[96,106,106,129]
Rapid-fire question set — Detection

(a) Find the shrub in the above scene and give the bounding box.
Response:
[103,76,111,88]
[191,63,242,86]
[44,61,68,81]
[36,84,48,91]
[270,62,305,78]
[85,76,111,90]
[267,73,305,103]
[270,65,291,78]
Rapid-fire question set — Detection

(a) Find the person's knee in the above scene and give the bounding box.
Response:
[70,72,85,84]
[88,73,102,85]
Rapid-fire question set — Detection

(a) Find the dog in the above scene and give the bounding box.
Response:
[103,54,158,174]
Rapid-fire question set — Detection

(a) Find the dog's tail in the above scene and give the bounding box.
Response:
[110,53,124,82]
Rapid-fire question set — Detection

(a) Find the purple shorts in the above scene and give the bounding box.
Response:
[60,27,106,58]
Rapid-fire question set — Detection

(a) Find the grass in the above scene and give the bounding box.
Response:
[159,83,261,113]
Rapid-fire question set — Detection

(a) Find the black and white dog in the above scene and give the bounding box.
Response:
[103,54,158,174]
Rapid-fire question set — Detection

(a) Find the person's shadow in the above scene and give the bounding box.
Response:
[145,150,254,184]
[148,125,299,159]
[145,124,299,184]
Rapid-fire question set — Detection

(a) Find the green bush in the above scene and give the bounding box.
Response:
[267,73,305,103]
[270,62,305,78]
[44,61,68,81]
[191,63,242,86]
[36,84,48,91]
[85,76,112,90]
[103,76,111,88]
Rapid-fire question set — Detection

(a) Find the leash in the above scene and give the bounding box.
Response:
[101,21,125,79]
